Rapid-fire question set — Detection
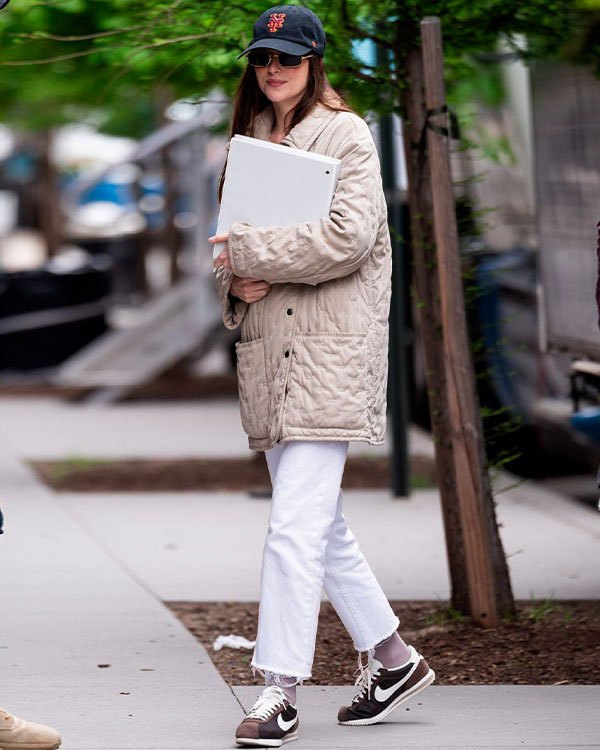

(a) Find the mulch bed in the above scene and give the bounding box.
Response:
[167,600,600,686]
[30,454,436,493]
[0,372,239,401]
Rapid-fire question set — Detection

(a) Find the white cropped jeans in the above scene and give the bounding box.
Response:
[251,440,400,681]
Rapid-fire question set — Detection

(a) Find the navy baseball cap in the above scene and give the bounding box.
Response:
[239,5,326,59]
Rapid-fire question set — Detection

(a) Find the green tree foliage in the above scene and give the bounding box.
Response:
[0,0,595,135]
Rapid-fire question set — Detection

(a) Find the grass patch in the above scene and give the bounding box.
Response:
[39,456,111,481]
[526,596,556,623]
[425,606,466,626]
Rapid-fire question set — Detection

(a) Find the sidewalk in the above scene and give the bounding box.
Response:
[0,443,239,750]
[232,685,598,748]
[1,396,599,749]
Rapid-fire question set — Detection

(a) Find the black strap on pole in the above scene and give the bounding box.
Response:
[411,104,461,152]
[425,105,450,137]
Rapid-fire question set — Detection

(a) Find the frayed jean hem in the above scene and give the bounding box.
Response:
[251,662,310,684]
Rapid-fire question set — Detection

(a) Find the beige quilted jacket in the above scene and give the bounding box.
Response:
[216,103,392,451]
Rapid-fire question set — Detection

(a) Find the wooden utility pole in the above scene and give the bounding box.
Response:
[401,47,469,613]
[420,16,514,627]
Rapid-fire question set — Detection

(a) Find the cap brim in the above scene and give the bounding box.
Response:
[237,37,315,59]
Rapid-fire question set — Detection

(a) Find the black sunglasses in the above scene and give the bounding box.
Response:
[248,50,312,69]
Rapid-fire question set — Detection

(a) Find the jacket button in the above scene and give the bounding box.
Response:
[284,350,290,358]
[287,308,293,315]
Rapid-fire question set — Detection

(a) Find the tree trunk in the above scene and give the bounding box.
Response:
[161,146,181,285]
[38,130,61,258]
[420,17,515,625]
[401,47,470,614]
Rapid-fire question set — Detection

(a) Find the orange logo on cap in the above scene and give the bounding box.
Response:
[267,12,286,32]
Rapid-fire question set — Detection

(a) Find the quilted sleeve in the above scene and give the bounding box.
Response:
[215,267,248,330]
[227,119,382,286]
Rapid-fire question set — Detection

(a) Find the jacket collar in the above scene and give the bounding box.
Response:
[253,108,274,141]
[253,104,339,150]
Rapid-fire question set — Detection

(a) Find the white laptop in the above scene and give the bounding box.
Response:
[214,134,341,258]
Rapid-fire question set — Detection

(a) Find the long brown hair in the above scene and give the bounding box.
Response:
[218,55,352,200]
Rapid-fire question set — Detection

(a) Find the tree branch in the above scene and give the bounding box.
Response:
[8,0,191,43]
[0,32,222,66]
[339,0,395,50]
[345,66,396,87]
[99,43,201,105]
[11,25,149,43]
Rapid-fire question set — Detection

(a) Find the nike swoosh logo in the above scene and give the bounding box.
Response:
[374,682,406,702]
[277,714,296,732]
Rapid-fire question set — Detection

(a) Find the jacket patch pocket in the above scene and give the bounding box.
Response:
[285,333,368,432]
[235,338,270,439]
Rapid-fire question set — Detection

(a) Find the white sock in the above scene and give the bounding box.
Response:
[264,672,297,705]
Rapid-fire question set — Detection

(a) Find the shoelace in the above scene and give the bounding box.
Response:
[247,686,287,720]
[352,653,381,703]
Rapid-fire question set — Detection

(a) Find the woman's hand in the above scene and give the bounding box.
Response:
[230,276,272,304]
[209,233,270,303]
[210,235,232,275]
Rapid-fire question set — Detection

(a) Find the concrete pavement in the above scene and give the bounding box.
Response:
[1,395,599,749]
[233,685,600,748]
[0,443,239,750]
[56,483,600,602]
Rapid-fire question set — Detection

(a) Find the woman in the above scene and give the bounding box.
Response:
[211,5,434,747]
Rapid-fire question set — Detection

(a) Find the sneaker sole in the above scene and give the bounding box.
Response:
[338,668,435,726]
[235,729,298,747]
[0,745,61,750]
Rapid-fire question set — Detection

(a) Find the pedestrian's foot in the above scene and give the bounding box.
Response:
[235,685,298,747]
[337,645,435,726]
[0,707,61,749]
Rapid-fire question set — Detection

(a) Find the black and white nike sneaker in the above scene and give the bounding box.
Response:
[338,645,435,726]
[235,685,299,747]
